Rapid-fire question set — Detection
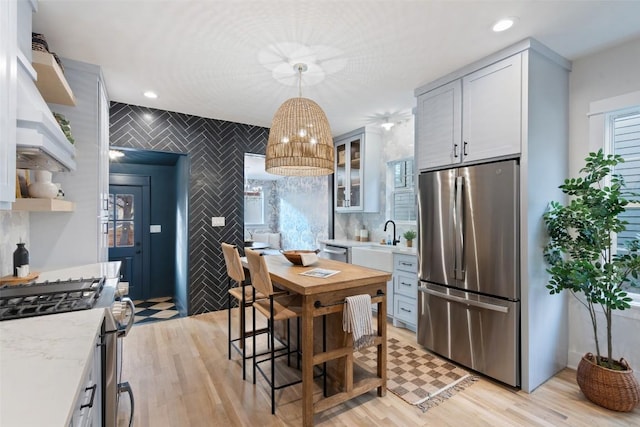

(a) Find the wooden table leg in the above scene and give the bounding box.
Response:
[377,289,387,397]
[301,297,315,427]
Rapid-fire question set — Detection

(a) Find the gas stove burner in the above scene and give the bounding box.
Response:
[0,277,105,321]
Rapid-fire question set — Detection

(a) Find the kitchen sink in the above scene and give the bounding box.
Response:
[351,245,417,272]
[351,246,394,272]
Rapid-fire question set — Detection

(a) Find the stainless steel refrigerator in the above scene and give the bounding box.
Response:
[417,159,520,387]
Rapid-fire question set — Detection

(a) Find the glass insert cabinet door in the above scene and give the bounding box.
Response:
[336,144,347,207]
[335,135,363,211]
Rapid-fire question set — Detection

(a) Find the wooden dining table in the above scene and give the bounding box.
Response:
[242,254,391,426]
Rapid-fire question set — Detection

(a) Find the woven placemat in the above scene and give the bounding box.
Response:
[355,337,478,412]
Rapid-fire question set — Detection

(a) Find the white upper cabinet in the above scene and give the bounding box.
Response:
[0,0,17,210]
[462,54,522,163]
[416,52,523,170]
[416,80,461,169]
[334,126,382,213]
[335,132,364,212]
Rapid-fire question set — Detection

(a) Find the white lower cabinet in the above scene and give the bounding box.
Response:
[69,321,103,427]
[350,247,417,330]
[392,254,417,331]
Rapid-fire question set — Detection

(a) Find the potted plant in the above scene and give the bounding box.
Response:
[403,230,417,247]
[543,149,640,412]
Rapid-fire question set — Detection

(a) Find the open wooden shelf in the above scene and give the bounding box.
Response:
[12,198,75,212]
[31,50,76,106]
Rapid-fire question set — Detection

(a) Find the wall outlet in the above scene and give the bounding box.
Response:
[211,216,225,227]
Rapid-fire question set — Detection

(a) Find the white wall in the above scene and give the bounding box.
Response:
[568,36,640,380]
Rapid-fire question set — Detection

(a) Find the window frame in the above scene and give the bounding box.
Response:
[590,90,640,305]
[244,188,265,226]
[388,157,417,224]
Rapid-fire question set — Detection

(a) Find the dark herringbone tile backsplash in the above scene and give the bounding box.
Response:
[110,102,268,314]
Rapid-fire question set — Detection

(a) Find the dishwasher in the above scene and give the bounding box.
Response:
[320,244,350,263]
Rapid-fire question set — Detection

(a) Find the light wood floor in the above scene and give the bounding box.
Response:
[117,309,639,426]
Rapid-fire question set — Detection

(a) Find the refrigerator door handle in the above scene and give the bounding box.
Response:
[454,176,465,281]
[418,286,509,313]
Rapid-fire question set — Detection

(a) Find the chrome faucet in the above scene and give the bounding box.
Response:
[383,220,400,246]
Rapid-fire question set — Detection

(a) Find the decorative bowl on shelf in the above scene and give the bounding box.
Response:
[281,249,320,266]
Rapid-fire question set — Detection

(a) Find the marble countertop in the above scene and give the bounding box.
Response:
[321,239,417,255]
[0,261,120,427]
[36,261,121,283]
[0,309,105,427]
[320,239,384,248]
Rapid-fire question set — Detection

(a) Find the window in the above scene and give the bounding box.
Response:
[389,158,416,222]
[107,193,135,248]
[609,108,640,296]
[393,158,414,189]
[244,186,264,225]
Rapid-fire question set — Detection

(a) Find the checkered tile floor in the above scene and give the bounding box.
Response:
[133,296,181,325]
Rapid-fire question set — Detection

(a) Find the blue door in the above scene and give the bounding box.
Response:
[108,185,144,300]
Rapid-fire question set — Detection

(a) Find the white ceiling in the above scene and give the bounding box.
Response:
[33,0,640,137]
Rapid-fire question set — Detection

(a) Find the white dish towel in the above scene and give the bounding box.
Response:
[299,252,318,266]
[343,294,374,350]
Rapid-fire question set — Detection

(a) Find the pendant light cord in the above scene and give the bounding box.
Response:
[298,65,303,98]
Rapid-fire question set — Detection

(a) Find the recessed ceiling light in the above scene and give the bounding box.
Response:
[143,91,158,99]
[109,149,124,160]
[492,18,515,32]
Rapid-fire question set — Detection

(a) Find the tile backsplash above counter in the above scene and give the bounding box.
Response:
[0,211,29,277]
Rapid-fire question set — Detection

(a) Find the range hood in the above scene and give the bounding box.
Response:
[16,53,76,172]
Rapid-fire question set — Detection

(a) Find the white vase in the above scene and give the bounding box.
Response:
[28,170,59,199]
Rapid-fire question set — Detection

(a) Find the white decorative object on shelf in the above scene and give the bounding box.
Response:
[28,170,58,199]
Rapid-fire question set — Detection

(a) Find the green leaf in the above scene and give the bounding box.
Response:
[542,149,639,355]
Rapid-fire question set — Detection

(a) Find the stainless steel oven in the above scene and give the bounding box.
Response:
[104,282,135,427]
[0,276,136,426]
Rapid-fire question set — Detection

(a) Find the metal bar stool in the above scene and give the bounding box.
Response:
[245,248,304,414]
[222,242,268,380]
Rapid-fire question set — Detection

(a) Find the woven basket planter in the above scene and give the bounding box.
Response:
[576,352,640,412]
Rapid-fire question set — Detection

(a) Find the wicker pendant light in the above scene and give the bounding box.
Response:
[265,63,334,176]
